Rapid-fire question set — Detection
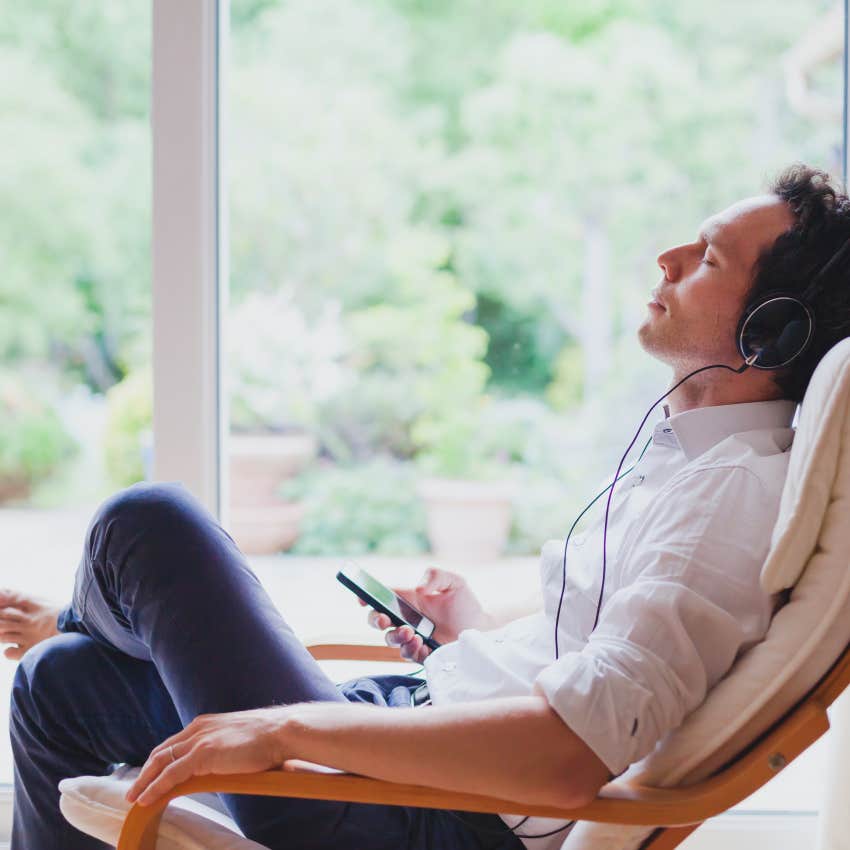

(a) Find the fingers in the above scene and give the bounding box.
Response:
[417,567,454,595]
[131,743,199,806]
[0,590,24,609]
[0,632,24,646]
[367,610,392,631]
[4,646,24,661]
[0,608,26,624]
[128,726,199,803]
[385,626,431,663]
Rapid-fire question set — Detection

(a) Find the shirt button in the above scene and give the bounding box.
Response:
[494,637,505,644]
[441,662,456,673]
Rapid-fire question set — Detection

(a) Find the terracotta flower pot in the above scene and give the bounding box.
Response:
[419,477,514,562]
[227,432,317,555]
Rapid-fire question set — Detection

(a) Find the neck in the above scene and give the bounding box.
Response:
[665,361,779,416]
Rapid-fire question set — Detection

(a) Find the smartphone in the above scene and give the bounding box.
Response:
[336,565,441,651]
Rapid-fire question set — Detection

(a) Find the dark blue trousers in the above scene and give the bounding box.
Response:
[9,482,522,850]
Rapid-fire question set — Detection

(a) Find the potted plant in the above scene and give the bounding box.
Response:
[414,406,518,562]
[227,291,344,554]
[0,373,77,503]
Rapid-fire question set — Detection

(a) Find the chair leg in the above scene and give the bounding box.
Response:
[640,823,701,849]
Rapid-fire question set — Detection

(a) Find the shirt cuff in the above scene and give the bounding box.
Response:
[534,651,657,777]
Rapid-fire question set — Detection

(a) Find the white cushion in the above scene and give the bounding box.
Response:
[563,337,850,849]
[59,766,268,850]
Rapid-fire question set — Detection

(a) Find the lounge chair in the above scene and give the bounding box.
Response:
[59,337,850,850]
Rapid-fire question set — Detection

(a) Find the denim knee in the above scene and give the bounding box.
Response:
[84,481,231,599]
[91,482,198,536]
[11,633,95,731]
[87,482,214,568]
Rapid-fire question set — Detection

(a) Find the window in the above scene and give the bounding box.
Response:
[0,3,152,783]
[0,0,844,840]
[222,0,844,831]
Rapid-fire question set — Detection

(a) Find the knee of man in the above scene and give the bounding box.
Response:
[91,481,206,541]
[12,633,96,723]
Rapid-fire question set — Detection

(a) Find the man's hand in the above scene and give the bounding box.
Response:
[363,568,493,663]
[0,590,61,660]
[126,707,290,806]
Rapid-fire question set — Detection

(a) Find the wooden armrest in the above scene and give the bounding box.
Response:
[117,698,829,849]
[306,642,402,662]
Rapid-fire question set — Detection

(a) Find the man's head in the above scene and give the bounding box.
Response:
[639,165,850,402]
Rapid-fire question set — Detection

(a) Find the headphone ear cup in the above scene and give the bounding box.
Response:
[737,296,814,370]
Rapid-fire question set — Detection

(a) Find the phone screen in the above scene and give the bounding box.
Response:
[338,566,435,639]
[355,569,425,629]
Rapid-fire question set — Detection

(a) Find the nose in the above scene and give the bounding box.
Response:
[656,245,682,282]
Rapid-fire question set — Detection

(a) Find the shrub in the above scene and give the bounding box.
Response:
[282,458,428,555]
[0,374,77,499]
[103,370,152,487]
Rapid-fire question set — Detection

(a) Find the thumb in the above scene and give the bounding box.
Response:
[390,587,418,603]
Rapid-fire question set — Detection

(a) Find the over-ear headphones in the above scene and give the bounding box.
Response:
[736,238,850,370]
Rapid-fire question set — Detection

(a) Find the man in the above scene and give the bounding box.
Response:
[4,165,850,850]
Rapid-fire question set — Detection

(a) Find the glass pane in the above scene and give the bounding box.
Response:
[0,3,152,782]
[226,0,844,815]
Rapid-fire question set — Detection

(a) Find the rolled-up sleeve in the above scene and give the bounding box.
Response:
[534,465,776,776]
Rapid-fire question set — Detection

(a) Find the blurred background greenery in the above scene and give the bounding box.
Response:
[0,0,842,554]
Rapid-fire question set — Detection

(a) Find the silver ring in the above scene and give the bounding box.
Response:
[169,745,177,763]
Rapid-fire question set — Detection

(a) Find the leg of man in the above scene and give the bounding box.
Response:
[46,481,427,850]
[10,632,182,850]
[13,482,521,850]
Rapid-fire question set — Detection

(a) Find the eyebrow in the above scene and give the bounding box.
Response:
[698,227,727,255]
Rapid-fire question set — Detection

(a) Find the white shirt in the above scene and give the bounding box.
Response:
[423,399,796,848]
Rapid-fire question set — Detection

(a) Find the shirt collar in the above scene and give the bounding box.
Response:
[652,399,797,462]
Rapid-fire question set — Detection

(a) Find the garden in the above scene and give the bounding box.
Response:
[0,0,841,559]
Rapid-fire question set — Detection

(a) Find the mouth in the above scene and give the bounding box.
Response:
[648,290,667,311]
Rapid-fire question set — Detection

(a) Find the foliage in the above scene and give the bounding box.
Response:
[546,344,585,411]
[0,373,77,494]
[0,0,842,550]
[103,371,152,488]
[315,232,491,460]
[228,292,345,432]
[282,458,429,555]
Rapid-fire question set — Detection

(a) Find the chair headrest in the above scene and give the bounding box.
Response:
[761,337,850,592]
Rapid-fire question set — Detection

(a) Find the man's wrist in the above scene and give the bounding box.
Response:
[273,705,305,766]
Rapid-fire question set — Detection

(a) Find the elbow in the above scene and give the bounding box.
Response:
[543,770,606,810]
[528,753,609,810]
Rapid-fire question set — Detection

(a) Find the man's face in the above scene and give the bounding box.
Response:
[638,195,795,372]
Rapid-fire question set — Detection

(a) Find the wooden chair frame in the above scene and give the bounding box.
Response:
[116,640,850,850]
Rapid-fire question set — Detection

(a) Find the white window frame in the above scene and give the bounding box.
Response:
[151,0,228,521]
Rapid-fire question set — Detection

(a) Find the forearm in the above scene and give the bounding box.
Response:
[483,589,543,630]
[280,695,607,808]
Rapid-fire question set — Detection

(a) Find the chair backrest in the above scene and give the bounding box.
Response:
[564,337,850,850]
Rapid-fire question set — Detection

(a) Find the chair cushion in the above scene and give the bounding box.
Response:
[563,338,850,849]
[59,766,269,850]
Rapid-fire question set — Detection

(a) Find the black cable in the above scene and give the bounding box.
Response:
[592,358,754,631]
[445,808,576,840]
[554,436,652,659]
[454,356,756,843]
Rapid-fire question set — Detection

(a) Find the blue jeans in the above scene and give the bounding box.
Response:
[9,482,522,850]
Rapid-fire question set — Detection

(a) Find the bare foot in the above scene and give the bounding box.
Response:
[0,589,62,661]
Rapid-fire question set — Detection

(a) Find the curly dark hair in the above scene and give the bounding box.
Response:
[745,165,850,402]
